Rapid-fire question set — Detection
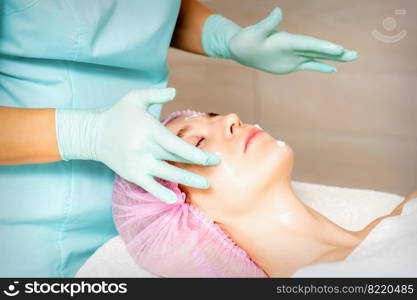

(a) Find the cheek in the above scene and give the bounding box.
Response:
[174,161,247,220]
[171,161,215,200]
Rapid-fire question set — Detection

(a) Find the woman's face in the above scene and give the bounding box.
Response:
[165,112,294,223]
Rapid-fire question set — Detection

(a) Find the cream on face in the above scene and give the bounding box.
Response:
[276,140,286,148]
[184,112,205,121]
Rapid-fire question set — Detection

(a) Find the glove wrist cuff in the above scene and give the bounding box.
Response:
[201,14,241,59]
[55,108,99,161]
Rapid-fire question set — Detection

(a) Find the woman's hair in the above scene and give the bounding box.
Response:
[111,110,266,277]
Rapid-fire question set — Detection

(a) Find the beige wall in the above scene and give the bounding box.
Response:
[162,0,417,197]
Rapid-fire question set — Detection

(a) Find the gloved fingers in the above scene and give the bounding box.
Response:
[289,35,345,56]
[156,127,221,166]
[147,144,192,164]
[296,49,358,62]
[251,7,282,36]
[296,60,337,73]
[150,160,210,189]
[128,88,176,109]
[159,150,195,164]
[135,175,179,204]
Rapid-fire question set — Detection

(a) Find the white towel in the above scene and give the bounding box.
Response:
[75,181,405,278]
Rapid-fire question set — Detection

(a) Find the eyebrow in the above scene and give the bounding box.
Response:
[176,112,219,138]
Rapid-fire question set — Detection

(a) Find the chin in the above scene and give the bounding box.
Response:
[260,137,294,183]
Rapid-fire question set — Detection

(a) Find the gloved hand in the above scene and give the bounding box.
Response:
[55,88,220,204]
[202,7,358,74]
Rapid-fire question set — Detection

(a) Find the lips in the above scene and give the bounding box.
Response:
[244,127,263,152]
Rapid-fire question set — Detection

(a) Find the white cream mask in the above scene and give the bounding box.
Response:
[184,113,205,121]
[276,140,286,148]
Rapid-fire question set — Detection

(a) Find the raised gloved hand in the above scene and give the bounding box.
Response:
[202,7,358,74]
[55,88,220,204]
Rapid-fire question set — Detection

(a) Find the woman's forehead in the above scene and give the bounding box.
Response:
[165,114,205,133]
[165,112,222,134]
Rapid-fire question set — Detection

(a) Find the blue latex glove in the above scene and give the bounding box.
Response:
[55,88,220,204]
[202,7,358,74]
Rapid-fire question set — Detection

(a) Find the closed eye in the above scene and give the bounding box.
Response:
[196,137,204,148]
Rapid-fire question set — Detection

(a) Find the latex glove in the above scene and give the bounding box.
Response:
[55,88,220,204]
[202,7,358,74]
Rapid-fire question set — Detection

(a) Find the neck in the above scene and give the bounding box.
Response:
[220,181,365,277]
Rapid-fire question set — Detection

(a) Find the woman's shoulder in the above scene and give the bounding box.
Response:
[359,189,417,236]
[389,189,417,216]
[404,189,417,202]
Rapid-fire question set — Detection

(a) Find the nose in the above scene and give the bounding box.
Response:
[223,113,243,138]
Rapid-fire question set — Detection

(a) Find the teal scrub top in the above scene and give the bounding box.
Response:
[0,0,181,277]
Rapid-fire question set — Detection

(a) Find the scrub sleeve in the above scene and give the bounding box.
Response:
[0,0,180,277]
